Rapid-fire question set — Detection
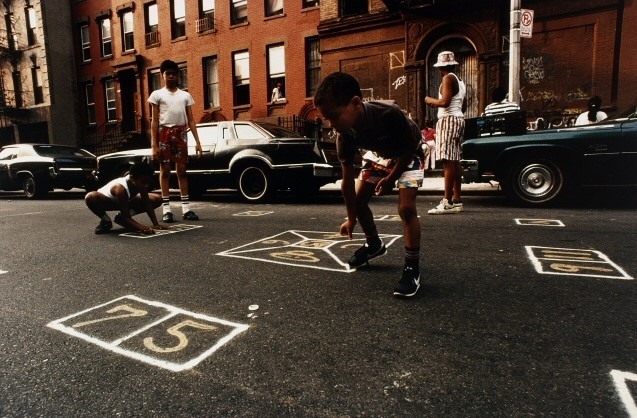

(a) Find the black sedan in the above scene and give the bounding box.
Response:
[96,120,342,202]
[0,144,98,198]
[461,106,637,205]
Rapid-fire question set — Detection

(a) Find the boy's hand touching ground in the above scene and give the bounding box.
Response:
[339,219,356,239]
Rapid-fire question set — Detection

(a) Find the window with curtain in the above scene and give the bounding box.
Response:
[100,18,112,57]
[265,0,283,16]
[104,79,117,121]
[204,56,220,108]
[305,37,320,97]
[26,6,37,45]
[267,44,285,102]
[122,11,134,51]
[231,0,248,25]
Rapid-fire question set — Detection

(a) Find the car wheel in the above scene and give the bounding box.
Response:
[237,165,272,203]
[504,159,565,206]
[23,175,47,199]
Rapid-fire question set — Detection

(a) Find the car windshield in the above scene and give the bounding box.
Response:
[610,104,637,120]
[255,122,304,138]
[33,145,94,158]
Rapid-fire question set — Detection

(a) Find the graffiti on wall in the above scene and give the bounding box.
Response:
[389,51,406,106]
[522,56,545,85]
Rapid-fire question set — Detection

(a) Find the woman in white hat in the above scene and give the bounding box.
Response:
[424,51,467,215]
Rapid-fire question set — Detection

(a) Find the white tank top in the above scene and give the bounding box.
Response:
[97,176,132,200]
[437,73,466,118]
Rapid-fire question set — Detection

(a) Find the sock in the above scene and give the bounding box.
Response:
[129,209,137,216]
[162,196,171,214]
[181,195,190,214]
[405,246,420,270]
[101,214,111,222]
[366,235,382,250]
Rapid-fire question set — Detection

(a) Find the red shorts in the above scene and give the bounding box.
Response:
[158,125,188,164]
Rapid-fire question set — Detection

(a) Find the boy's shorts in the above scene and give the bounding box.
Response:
[358,151,423,188]
[158,125,188,164]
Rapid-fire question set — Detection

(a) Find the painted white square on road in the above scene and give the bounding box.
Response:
[526,246,633,280]
[47,295,248,372]
[120,224,202,238]
[515,218,565,227]
[217,230,402,272]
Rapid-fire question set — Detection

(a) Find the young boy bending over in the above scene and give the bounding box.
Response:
[314,72,423,297]
[85,162,166,235]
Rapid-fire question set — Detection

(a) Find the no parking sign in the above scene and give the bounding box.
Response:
[520,9,534,38]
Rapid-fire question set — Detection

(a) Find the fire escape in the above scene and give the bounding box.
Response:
[0,3,25,138]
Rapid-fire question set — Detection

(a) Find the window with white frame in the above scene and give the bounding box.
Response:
[100,18,112,57]
[85,83,96,125]
[231,0,247,25]
[265,0,283,17]
[121,11,134,52]
[267,44,285,102]
[204,56,220,108]
[145,2,160,47]
[104,79,117,121]
[233,50,250,105]
[178,64,188,91]
[172,0,186,39]
[80,24,91,62]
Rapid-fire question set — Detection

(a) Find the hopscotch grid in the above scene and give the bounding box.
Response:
[120,224,202,238]
[525,246,633,280]
[610,370,637,417]
[47,295,249,372]
[515,218,565,227]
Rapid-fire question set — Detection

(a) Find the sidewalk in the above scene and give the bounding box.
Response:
[323,170,502,195]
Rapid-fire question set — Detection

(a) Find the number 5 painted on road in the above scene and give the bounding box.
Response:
[143,319,217,353]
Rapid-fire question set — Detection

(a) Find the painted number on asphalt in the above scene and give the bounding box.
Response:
[233,211,273,217]
[120,224,202,238]
[217,230,402,272]
[526,246,633,280]
[47,295,249,372]
[611,370,637,417]
[515,218,565,227]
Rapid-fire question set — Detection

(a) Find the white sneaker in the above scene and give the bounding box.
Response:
[428,198,458,215]
[451,201,464,212]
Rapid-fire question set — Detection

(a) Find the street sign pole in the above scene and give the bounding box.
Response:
[509,0,521,103]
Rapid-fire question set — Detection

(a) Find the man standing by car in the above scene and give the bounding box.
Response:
[148,59,203,223]
[424,51,467,215]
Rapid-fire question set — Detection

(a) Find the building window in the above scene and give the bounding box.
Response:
[85,83,96,125]
[305,37,321,98]
[80,24,91,62]
[100,18,112,57]
[267,44,285,102]
[149,69,161,94]
[302,0,319,7]
[197,0,215,32]
[171,0,186,39]
[26,6,37,45]
[265,0,283,17]
[339,0,367,17]
[145,2,160,47]
[231,0,247,25]
[233,50,250,106]
[12,71,22,108]
[31,57,43,104]
[104,79,117,121]
[178,64,188,91]
[204,56,220,108]
[121,11,134,52]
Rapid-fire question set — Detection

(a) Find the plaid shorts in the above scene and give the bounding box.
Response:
[358,151,423,189]
[158,125,188,164]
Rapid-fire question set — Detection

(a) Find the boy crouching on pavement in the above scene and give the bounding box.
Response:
[85,161,167,235]
[313,72,424,297]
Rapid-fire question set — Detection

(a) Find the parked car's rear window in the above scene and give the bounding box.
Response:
[33,145,94,158]
[256,123,302,138]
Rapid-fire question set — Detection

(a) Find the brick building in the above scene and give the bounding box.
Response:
[318,0,636,128]
[0,0,79,146]
[70,0,321,154]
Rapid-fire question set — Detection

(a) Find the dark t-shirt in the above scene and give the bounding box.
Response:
[336,100,421,164]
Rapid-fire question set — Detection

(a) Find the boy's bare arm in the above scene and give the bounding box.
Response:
[150,104,160,160]
[186,106,202,157]
[339,163,358,239]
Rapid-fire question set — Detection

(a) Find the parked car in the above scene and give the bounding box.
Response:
[0,144,98,198]
[461,106,637,206]
[96,120,343,202]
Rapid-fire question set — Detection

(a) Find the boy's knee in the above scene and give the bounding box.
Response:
[398,204,418,220]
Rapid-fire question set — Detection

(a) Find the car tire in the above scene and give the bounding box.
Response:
[23,174,47,199]
[237,164,272,203]
[503,159,565,206]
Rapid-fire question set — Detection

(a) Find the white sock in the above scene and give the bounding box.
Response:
[162,196,171,214]
[181,195,191,214]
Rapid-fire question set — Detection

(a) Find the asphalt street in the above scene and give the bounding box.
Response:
[0,184,636,417]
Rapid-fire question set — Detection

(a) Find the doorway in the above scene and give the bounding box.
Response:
[425,38,478,122]
[118,69,137,133]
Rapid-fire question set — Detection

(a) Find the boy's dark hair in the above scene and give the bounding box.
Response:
[129,161,155,179]
[491,87,507,102]
[587,95,602,122]
[160,60,179,74]
[314,72,363,107]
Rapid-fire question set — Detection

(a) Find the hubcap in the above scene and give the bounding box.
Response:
[519,164,554,198]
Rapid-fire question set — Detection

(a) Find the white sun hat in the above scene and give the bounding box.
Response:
[433,51,459,67]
